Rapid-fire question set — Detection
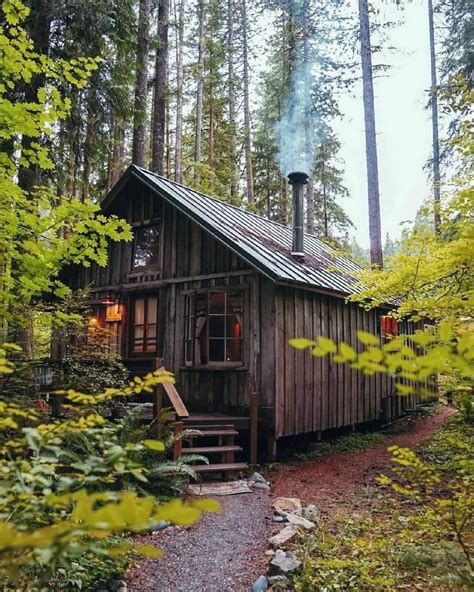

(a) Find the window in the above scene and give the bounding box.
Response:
[88,303,123,354]
[184,290,244,366]
[132,296,158,354]
[380,315,398,341]
[132,225,160,269]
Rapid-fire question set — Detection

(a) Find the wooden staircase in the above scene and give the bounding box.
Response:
[182,420,248,478]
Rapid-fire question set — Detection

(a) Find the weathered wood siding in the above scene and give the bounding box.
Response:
[273,286,424,439]
[67,178,259,414]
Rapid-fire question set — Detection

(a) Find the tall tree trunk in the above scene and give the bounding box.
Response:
[81,106,93,202]
[227,0,238,202]
[194,0,206,185]
[109,116,126,187]
[358,0,383,268]
[302,0,315,233]
[132,0,151,167]
[241,0,254,205]
[151,0,170,174]
[428,0,441,232]
[18,0,51,193]
[174,0,184,183]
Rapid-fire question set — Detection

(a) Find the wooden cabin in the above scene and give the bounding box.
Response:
[61,165,425,465]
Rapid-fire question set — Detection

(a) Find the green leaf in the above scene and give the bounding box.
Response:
[357,331,380,346]
[289,338,315,349]
[142,440,165,452]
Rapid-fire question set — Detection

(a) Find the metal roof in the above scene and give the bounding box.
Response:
[122,165,363,296]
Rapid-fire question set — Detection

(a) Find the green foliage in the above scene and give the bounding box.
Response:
[291,414,474,591]
[0,0,132,333]
[290,322,474,397]
[0,367,220,589]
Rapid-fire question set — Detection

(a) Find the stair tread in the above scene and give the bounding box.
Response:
[194,462,248,473]
[187,424,236,430]
[191,429,238,436]
[182,445,242,454]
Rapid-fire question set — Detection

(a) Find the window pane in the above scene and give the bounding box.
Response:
[226,316,242,339]
[227,291,243,314]
[209,291,226,314]
[147,323,156,339]
[209,339,225,362]
[147,297,158,323]
[226,339,242,362]
[209,316,225,338]
[135,299,145,325]
[133,226,160,268]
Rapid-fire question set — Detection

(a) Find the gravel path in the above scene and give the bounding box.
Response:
[127,492,273,592]
[126,406,452,591]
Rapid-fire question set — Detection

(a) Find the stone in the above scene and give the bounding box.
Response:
[149,520,171,533]
[251,575,268,591]
[285,513,315,531]
[265,549,276,557]
[274,515,285,523]
[268,525,299,547]
[269,549,301,575]
[302,504,320,523]
[250,481,271,492]
[268,575,291,587]
[108,581,127,592]
[272,497,302,516]
[249,472,267,484]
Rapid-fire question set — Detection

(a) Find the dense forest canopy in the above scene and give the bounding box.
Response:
[13,0,470,257]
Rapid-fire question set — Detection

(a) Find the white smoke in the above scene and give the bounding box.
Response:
[276,60,315,176]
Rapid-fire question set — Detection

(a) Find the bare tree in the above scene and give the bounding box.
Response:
[428,0,441,232]
[358,0,383,267]
[132,0,151,167]
[241,0,254,205]
[151,0,170,174]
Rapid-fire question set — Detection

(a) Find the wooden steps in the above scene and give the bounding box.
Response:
[194,462,248,473]
[181,418,247,478]
[182,445,243,454]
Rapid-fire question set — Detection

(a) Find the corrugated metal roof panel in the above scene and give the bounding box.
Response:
[132,166,363,296]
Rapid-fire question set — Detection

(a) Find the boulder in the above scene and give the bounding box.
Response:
[302,504,320,523]
[249,472,267,484]
[272,497,302,516]
[251,575,268,591]
[285,513,315,531]
[268,525,299,547]
[268,549,301,575]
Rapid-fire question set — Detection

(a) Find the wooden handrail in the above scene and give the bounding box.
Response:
[153,358,189,420]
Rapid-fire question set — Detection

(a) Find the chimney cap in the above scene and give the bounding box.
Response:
[288,171,309,185]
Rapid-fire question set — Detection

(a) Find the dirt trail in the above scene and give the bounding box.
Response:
[126,407,452,591]
[270,406,454,511]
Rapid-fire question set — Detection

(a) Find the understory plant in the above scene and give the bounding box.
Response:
[291,413,473,591]
[0,350,218,590]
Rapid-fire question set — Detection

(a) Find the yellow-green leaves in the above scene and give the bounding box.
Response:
[142,439,166,452]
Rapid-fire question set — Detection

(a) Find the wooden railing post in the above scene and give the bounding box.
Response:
[250,391,259,465]
[153,358,164,436]
[173,421,183,461]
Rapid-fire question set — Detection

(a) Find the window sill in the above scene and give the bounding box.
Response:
[179,365,248,372]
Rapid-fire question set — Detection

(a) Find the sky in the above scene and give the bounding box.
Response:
[334,0,434,248]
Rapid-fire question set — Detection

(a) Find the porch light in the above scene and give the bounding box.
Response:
[101,297,115,305]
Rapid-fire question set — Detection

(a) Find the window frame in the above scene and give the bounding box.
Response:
[182,286,247,369]
[129,294,159,357]
[131,221,162,272]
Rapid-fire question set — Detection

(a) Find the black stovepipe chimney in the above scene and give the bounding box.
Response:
[288,171,309,256]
